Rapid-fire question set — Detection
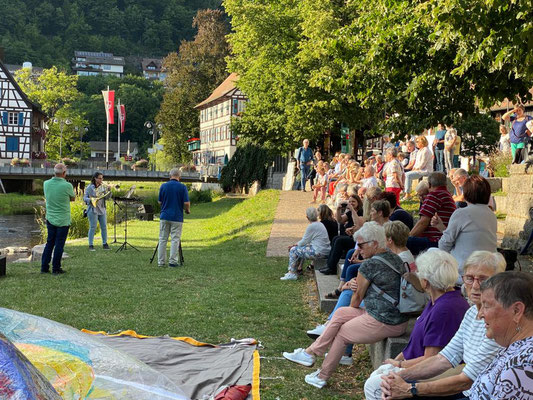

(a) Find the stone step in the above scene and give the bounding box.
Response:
[494,195,508,215]
[368,318,417,369]
[314,269,340,314]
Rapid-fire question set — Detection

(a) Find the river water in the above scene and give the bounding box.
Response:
[0,214,42,250]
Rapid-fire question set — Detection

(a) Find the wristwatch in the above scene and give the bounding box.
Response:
[410,382,418,396]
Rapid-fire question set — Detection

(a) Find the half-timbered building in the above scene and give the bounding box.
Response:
[0,61,47,165]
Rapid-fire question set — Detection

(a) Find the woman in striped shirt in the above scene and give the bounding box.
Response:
[380,251,505,399]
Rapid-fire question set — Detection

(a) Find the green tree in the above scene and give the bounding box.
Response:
[72,75,164,158]
[424,0,533,106]
[157,9,230,163]
[455,113,500,163]
[14,66,80,117]
[45,107,90,160]
[15,66,86,159]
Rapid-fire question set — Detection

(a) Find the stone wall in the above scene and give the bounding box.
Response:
[502,164,533,253]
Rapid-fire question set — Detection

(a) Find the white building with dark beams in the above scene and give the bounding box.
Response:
[0,61,47,164]
[193,73,247,166]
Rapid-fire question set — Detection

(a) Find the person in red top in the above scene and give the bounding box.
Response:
[406,172,456,255]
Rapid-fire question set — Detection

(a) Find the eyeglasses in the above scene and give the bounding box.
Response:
[462,275,489,285]
[356,241,373,248]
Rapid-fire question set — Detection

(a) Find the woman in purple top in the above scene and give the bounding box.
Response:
[364,249,470,400]
[502,105,533,163]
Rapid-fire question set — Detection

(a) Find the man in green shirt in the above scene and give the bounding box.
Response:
[41,163,75,275]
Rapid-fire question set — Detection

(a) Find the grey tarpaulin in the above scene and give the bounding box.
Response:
[89,333,259,400]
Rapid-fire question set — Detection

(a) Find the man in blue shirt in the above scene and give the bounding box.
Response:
[434,123,447,173]
[158,168,190,267]
[297,139,314,192]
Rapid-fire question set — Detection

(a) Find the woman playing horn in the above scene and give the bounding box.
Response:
[83,172,112,251]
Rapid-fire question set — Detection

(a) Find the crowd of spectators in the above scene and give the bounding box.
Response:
[281,132,533,398]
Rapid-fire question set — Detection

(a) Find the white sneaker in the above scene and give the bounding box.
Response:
[280,272,298,281]
[306,324,326,339]
[324,352,353,366]
[282,348,315,367]
[305,369,326,388]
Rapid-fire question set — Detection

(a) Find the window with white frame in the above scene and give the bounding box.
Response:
[8,112,18,125]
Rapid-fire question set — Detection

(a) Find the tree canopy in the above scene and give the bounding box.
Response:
[73,74,164,157]
[157,9,230,163]
[224,0,533,153]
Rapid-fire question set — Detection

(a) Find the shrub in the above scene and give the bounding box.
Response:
[36,198,90,242]
[488,150,512,177]
[141,193,161,214]
[61,157,78,167]
[220,143,271,192]
[68,199,90,239]
[133,159,149,170]
[189,189,213,203]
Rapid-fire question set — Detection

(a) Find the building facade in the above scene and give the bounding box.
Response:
[88,141,139,161]
[72,51,125,77]
[0,61,47,165]
[192,73,247,166]
[141,58,166,81]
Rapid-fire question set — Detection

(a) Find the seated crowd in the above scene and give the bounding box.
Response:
[280,143,533,398]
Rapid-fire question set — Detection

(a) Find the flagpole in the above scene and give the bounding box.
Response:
[106,85,110,168]
[117,99,121,162]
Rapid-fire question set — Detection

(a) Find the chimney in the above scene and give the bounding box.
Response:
[0,47,4,62]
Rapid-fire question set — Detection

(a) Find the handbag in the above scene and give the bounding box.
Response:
[371,255,428,315]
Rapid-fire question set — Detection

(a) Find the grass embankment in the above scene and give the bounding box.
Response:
[0,189,370,400]
[0,193,43,215]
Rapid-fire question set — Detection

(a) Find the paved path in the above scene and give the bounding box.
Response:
[266,190,314,257]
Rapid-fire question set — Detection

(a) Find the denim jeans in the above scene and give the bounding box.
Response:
[41,221,70,272]
[444,149,454,173]
[87,209,107,246]
[435,148,444,172]
[158,220,183,265]
[300,163,311,191]
[404,171,429,194]
[407,236,438,256]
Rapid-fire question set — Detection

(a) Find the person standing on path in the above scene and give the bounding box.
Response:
[296,139,314,192]
[158,168,190,267]
[41,163,75,275]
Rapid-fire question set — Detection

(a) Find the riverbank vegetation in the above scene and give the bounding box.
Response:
[0,190,371,399]
[0,193,43,215]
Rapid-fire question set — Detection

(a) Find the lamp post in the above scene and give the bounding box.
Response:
[74,126,89,161]
[53,117,72,159]
[144,121,162,171]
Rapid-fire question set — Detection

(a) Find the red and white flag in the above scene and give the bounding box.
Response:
[102,90,115,124]
[117,104,126,133]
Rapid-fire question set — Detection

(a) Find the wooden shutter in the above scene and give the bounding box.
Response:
[18,112,24,126]
[1,112,7,125]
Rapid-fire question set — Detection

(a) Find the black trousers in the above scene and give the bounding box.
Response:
[326,234,355,271]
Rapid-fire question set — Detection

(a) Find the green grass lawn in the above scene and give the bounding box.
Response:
[0,189,370,399]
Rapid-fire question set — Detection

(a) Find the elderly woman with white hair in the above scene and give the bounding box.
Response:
[364,249,470,400]
[283,222,408,388]
[381,251,506,400]
[281,207,331,281]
